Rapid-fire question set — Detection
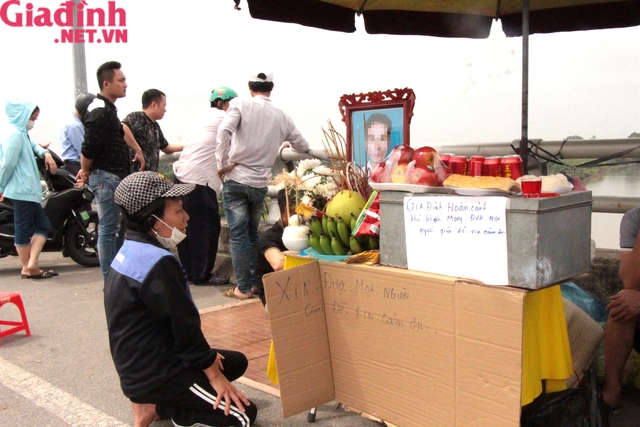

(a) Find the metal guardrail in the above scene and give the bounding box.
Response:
[160,137,640,214]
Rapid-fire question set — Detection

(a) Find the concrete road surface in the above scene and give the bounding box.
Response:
[0,252,381,427]
[1,252,639,426]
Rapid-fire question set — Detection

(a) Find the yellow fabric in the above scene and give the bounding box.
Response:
[521,285,573,406]
[267,254,316,385]
[266,340,279,385]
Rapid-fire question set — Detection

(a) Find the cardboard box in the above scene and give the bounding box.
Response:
[264,261,529,427]
[380,191,592,288]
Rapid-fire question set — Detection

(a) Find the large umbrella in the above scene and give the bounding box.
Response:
[236,0,640,171]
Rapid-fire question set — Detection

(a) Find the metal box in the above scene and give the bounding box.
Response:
[380,190,593,289]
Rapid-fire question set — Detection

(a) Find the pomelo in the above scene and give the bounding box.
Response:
[325,190,366,223]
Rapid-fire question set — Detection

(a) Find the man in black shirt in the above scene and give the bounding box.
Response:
[122,89,183,172]
[254,189,291,307]
[77,61,145,278]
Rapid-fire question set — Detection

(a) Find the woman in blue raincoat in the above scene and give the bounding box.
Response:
[0,98,59,279]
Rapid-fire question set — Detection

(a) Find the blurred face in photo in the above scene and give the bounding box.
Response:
[366,121,389,164]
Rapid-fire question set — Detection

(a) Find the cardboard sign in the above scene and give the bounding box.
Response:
[263,261,527,427]
[403,196,509,285]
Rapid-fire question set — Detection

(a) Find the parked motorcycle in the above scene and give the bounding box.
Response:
[0,151,99,267]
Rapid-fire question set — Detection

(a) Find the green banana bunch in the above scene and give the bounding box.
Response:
[368,235,379,250]
[336,216,350,247]
[322,215,329,236]
[327,217,338,243]
[310,217,323,238]
[309,234,325,254]
[349,236,363,254]
[330,232,349,255]
[319,233,334,255]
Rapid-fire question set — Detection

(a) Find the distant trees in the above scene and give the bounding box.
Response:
[629,132,640,138]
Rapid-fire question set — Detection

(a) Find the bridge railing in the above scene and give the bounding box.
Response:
[160,137,640,213]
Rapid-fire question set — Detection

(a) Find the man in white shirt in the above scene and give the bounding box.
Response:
[216,72,309,299]
[172,87,237,286]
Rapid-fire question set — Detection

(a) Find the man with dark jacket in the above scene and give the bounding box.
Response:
[77,61,145,277]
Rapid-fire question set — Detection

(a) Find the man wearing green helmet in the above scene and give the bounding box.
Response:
[172,87,237,285]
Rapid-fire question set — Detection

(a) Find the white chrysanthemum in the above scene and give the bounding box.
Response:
[300,194,313,205]
[312,165,333,176]
[315,182,339,200]
[297,159,322,175]
[302,175,322,191]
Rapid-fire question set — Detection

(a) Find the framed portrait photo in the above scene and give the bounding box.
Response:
[339,88,415,170]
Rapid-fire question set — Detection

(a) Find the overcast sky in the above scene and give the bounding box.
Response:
[1,0,639,154]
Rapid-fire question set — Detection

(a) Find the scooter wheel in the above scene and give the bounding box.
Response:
[65,214,100,268]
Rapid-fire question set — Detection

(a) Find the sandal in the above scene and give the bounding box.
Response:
[21,270,53,279]
[223,288,254,300]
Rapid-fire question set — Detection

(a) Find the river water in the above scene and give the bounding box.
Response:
[583,167,640,249]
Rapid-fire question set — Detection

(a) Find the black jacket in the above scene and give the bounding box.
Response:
[81,94,131,178]
[104,230,216,398]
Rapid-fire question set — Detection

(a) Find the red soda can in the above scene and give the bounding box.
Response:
[468,156,485,177]
[449,155,468,175]
[482,156,501,177]
[438,153,453,168]
[500,155,524,179]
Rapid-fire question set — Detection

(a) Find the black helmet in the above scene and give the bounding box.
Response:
[75,92,96,120]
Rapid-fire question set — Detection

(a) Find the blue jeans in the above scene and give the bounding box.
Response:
[89,170,125,278]
[12,199,51,246]
[222,180,267,295]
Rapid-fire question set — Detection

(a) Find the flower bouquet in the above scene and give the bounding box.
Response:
[270,121,379,259]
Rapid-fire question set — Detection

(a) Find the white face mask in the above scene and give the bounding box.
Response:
[152,215,186,253]
[26,120,35,131]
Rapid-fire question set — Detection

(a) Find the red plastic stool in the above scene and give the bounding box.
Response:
[0,292,31,343]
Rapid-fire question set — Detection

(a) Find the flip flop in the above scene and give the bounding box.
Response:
[21,270,53,279]
[223,288,254,300]
[43,269,59,276]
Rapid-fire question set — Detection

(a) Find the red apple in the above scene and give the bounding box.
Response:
[412,146,438,168]
[370,161,389,183]
[409,164,438,186]
[388,144,414,166]
[434,164,452,186]
[391,162,410,183]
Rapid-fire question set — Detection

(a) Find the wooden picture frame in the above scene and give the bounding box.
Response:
[339,88,415,169]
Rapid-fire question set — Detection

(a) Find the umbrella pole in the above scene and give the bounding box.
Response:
[520,0,530,174]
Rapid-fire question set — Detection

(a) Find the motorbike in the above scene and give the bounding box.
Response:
[0,151,100,267]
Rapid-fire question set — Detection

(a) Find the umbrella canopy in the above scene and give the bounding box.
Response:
[242,0,640,39]
[237,0,640,170]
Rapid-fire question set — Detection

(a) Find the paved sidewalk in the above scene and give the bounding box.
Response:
[1,252,639,426]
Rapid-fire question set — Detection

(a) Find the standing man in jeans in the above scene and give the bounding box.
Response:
[77,61,145,278]
[216,72,309,299]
